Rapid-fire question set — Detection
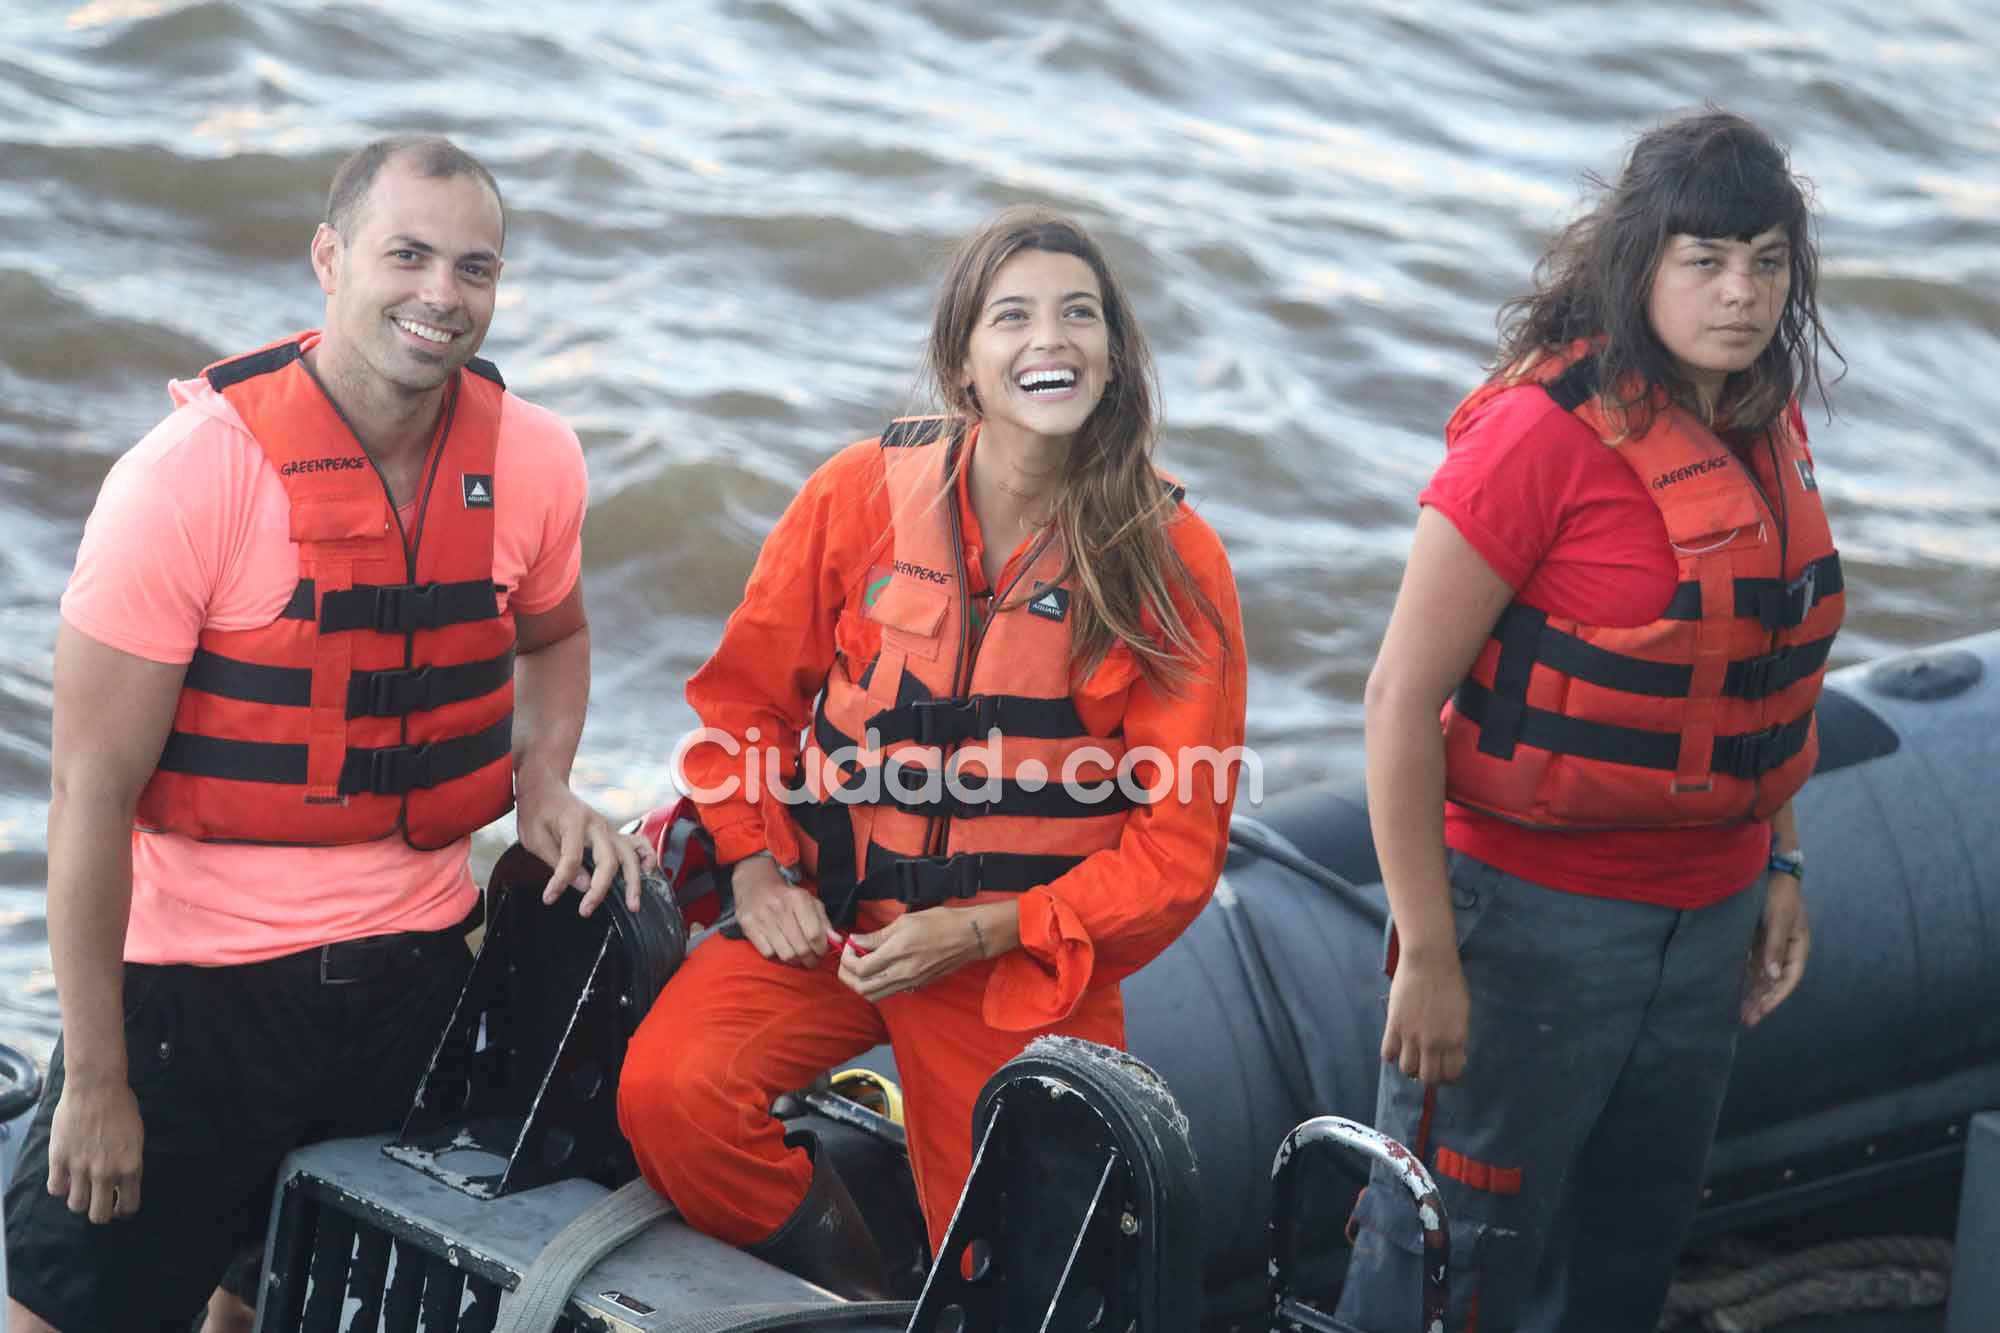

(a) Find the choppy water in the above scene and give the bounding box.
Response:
[1,0,1996,1059]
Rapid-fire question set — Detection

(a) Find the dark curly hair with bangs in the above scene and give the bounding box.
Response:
[1494,108,1842,434]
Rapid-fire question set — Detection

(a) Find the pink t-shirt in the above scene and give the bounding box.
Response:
[61,366,587,965]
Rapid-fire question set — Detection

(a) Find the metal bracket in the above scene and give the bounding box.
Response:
[386,844,684,1199]
[910,1037,1201,1333]
[1268,1116,1448,1333]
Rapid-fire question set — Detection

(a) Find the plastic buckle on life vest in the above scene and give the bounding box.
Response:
[357,666,434,718]
[1759,564,1818,630]
[1737,647,1793,702]
[893,854,985,909]
[371,583,440,633]
[912,696,998,747]
[1720,724,1786,780]
[363,741,434,795]
[1785,562,1819,627]
[940,785,996,821]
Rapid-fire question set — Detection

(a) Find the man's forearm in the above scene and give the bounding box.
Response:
[45,786,137,1085]
[514,623,590,790]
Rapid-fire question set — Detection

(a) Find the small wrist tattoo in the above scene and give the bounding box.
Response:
[969,916,988,959]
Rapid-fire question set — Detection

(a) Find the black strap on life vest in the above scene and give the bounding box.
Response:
[853,843,1084,907]
[1659,553,1844,629]
[864,694,1089,748]
[787,799,1089,928]
[1473,600,1546,759]
[844,758,1137,820]
[206,340,303,391]
[182,647,515,719]
[1484,606,1837,705]
[277,578,509,631]
[155,713,513,795]
[1542,354,1602,412]
[1453,679,1812,779]
[813,711,1136,820]
[314,579,503,634]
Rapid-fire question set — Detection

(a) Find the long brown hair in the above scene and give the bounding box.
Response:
[1494,108,1842,434]
[920,206,1223,690]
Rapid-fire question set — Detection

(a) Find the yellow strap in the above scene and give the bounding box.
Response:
[830,1068,905,1127]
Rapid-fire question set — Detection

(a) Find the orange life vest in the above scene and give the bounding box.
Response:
[788,417,1163,926]
[134,333,516,849]
[1441,345,1844,829]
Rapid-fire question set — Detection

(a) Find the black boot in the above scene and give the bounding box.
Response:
[747,1129,897,1301]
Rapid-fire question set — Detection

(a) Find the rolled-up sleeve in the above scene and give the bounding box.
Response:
[984,509,1249,1029]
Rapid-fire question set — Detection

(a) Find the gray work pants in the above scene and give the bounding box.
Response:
[1333,851,1768,1333]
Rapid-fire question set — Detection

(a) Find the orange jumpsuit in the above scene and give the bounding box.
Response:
[617,424,1247,1250]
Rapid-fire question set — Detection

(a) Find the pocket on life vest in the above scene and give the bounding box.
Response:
[866,580,950,659]
[1663,484,1765,554]
[290,494,389,543]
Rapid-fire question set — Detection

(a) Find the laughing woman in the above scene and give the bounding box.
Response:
[617,206,1247,1295]
[1338,110,1845,1331]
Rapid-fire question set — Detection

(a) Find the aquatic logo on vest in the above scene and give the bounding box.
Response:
[462,473,495,507]
[1027,583,1070,622]
[1794,459,1818,492]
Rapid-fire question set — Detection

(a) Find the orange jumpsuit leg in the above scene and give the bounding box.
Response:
[878,960,1126,1253]
[616,935,886,1246]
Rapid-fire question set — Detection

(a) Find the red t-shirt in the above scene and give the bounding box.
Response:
[1421,384,1770,909]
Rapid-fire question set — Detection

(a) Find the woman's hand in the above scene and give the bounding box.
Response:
[1742,872,1809,1026]
[733,856,832,967]
[1382,947,1470,1086]
[838,906,991,1002]
[1365,506,1509,1088]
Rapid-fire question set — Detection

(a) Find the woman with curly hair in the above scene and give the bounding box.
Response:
[1340,109,1845,1330]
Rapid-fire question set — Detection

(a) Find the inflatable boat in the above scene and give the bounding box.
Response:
[12,632,2000,1331]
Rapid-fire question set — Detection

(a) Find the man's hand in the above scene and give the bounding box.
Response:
[732,856,832,966]
[1742,872,1809,1026]
[838,907,985,1003]
[1381,949,1470,1086]
[515,770,655,916]
[47,1074,144,1223]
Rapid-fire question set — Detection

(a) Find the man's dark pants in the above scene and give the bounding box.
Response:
[4,919,472,1332]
